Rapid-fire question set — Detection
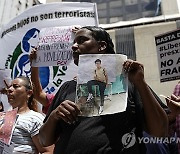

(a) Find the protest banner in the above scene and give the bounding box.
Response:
[0,2,98,94]
[155,29,180,82]
[76,54,128,116]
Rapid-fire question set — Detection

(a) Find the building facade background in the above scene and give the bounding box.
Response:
[62,0,161,24]
[107,20,179,99]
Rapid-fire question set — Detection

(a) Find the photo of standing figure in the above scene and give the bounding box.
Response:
[86,59,108,114]
[76,54,127,117]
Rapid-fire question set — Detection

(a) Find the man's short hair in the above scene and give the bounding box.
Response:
[95,59,101,63]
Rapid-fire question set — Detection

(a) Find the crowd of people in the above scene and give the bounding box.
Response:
[0,25,179,154]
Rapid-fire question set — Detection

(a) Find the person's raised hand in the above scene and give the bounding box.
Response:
[29,47,37,65]
[123,59,144,85]
[72,26,81,34]
[0,80,9,95]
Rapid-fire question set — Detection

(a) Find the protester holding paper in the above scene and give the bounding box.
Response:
[6,76,53,153]
[30,49,54,114]
[37,26,168,153]
[29,26,79,114]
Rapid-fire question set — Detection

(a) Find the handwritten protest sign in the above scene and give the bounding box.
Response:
[155,29,180,82]
[0,69,11,90]
[32,26,74,67]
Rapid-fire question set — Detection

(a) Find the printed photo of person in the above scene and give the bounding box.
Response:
[76,54,127,117]
[86,59,108,114]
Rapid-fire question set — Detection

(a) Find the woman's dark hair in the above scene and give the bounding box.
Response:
[17,76,38,112]
[81,26,115,54]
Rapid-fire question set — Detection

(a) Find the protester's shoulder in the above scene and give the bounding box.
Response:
[18,110,45,125]
[27,110,45,121]
[50,80,76,104]
[54,80,76,95]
